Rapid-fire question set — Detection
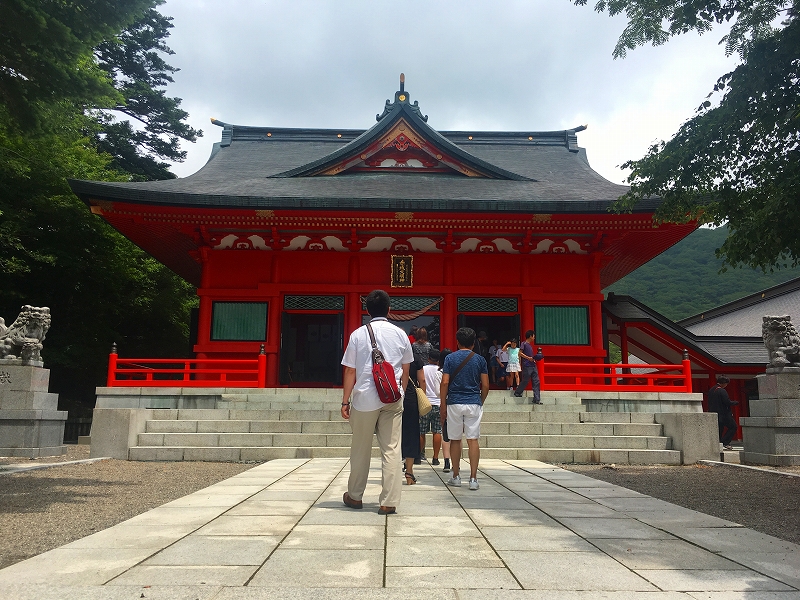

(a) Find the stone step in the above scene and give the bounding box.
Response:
[219,390,585,402]
[137,430,670,451]
[149,408,619,424]
[213,397,583,411]
[144,418,663,438]
[127,445,680,465]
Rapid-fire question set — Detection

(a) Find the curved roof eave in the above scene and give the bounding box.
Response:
[67,178,662,214]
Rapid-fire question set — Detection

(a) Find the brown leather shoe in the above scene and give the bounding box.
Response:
[378,506,396,515]
[342,492,363,509]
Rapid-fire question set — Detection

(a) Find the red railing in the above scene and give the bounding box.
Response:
[106,345,266,388]
[539,353,692,393]
[105,346,691,393]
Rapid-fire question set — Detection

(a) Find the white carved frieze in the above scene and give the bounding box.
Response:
[530,239,588,254]
[210,234,588,255]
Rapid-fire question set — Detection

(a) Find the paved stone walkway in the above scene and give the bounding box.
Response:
[0,458,798,599]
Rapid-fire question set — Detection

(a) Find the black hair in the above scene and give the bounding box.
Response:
[524,329,535,340]
[365,289,390,318]
[428,347,440,362]
[716,374,730,384]
[456,327,476,349]
[438,348,452,369]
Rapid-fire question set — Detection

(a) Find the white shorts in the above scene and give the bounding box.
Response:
[447,403,483,440]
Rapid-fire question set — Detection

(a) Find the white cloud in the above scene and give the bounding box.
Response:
[161,0,739,184]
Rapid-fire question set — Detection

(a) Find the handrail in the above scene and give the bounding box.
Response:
[539,352,692,393]
[107,345,267,388]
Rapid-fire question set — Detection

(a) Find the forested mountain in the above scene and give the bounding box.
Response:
[605,226,800,321]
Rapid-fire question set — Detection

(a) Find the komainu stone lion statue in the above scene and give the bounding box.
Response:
[762,315,800,369]
[0,305,51,363]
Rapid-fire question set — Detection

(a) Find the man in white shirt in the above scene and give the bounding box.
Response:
[341,290,413,515]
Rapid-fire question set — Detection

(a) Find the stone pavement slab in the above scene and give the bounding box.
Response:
[1,456,799,598]
[142,535,280,565]
[590,539,748,570]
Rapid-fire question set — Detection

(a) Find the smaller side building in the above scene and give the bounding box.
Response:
[604,277,800,439]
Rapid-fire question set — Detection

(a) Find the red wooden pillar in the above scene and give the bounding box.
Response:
[107,344,118,387]
[589,252,604,362]
[441,294,455,350]
[441,257,455,349]
[521,255,534,338]
[521,299,534,339]
[196,247,212,358]
[266,294,281,386]
[266,253,281,386]
[346,255,361,337]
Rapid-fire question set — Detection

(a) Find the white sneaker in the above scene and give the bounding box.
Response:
[469,478,479,490]
[447,475,461,487]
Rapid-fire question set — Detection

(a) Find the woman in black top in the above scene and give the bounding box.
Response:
[402,327,431,483]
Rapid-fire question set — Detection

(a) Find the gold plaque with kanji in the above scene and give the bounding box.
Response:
[391,255,413,288]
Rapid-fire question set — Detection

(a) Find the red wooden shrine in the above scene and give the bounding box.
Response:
[71,76,699,389]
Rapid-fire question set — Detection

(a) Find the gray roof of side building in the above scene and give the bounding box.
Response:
[679,277,800,337]
[604,293,768,366]
[68,86,641,213]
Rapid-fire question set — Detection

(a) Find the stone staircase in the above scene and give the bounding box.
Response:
[127,390,681,464]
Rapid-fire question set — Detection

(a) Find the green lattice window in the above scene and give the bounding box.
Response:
[534,306,589,345]
[458,297,518,313]
[211,302,268,341]
[362,296,440,312]
[284,296,344,311]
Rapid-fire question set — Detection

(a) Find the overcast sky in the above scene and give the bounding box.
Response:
[160,0,739,184]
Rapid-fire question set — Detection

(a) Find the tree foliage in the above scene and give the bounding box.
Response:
[93,7,201,180]
[0,0,152,129]
[0,1,200,408]
[576,1,800,271]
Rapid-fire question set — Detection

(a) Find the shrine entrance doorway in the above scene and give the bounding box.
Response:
[280,312,344,386]
[458,314,521,348]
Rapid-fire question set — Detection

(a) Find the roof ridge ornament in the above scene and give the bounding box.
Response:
[376,73,428,123]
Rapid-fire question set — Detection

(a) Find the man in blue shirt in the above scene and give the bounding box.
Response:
[440,327,489,490]
[514,330,543,404]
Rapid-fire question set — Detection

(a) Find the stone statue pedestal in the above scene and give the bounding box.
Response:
[0,360,67,458]
[740,367,800,466]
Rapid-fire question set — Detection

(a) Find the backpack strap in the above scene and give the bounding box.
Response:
[366,322,385,364]
[450,351,475,383]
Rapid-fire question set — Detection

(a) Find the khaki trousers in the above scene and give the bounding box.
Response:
[347,401,403,508]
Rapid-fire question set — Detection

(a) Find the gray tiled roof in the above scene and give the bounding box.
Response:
[604,294,768,366]
[69,118,640,213]
[680,279,800,337]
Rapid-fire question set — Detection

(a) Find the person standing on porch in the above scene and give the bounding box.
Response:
[503,339,521,390]
[440,327,489,491]
[514,330,543,404]
[341,289,413,515]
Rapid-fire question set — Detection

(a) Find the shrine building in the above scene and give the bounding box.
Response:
[70,77,699,389]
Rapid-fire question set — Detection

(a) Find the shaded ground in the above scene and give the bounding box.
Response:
[0,445,91,466]
[0,446,251,569]
[567,463,800,546]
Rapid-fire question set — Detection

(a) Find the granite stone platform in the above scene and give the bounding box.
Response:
[0,458,797,599]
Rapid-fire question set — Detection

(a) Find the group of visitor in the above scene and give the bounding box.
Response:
[340,291,495,513]
[486,333,544,403]
[339,290,543,514]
